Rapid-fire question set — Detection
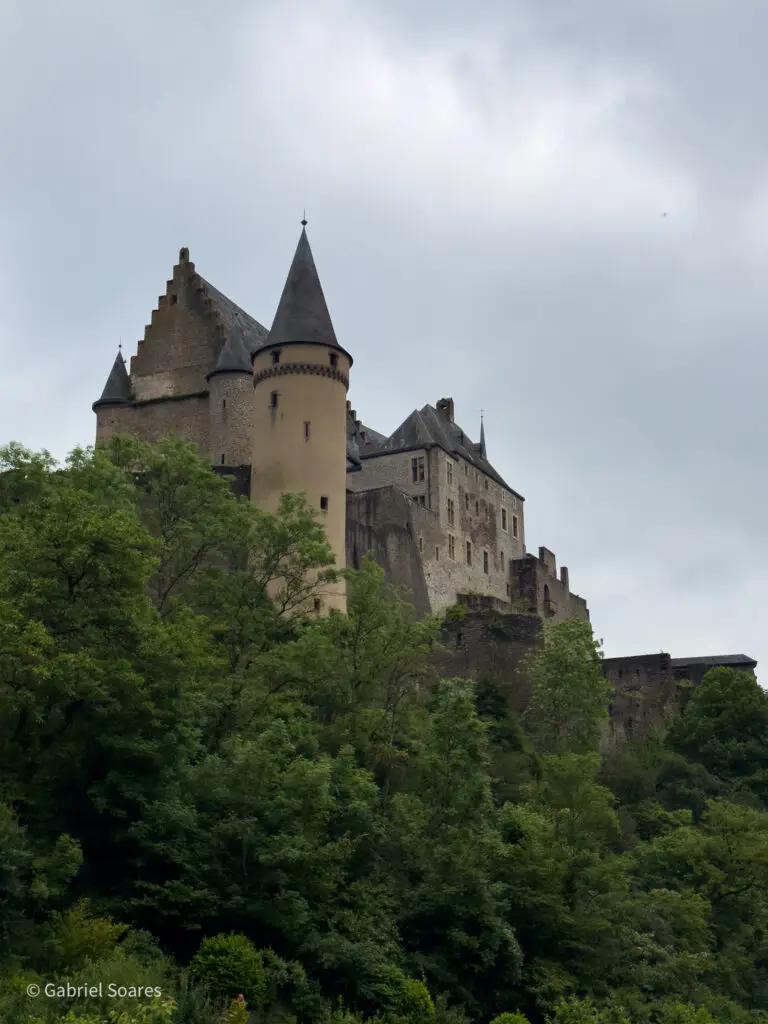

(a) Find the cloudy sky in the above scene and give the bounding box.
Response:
[2,0,766,676]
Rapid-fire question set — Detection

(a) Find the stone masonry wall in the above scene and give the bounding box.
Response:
[95,393,211,455]
[208,373,255,467]
[434,611,541,716]
[130,249,223,401]
[345,486,432,615]
[510,547,589,623]
[349,447,525,615]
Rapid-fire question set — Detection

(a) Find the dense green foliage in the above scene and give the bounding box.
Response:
[1,438,767,1024]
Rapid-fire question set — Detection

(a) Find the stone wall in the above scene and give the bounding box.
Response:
[208,373,256,468]
[434,610,541,715]
[130,249,222,400]
[96,393,211,455]
[345,486,432,615]
[510,547,589,623]
[349,447,525,614]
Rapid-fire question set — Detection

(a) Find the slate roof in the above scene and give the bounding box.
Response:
[267,227,346,354]
[362,403,521,497]
[93,351,132,408]
[201,277,269,376]
[670,654,757,667]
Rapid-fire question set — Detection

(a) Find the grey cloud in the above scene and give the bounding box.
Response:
[1,0,766,676]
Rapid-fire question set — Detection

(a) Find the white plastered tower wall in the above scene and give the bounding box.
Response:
[249,224,352,614]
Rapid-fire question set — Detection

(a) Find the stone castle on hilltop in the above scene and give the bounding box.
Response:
[92,222,757,739]
[93,224,588,621]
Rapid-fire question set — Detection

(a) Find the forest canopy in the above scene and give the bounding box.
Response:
[0,438,766,1024]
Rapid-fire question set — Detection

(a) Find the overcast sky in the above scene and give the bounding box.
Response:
[2,0,766,678]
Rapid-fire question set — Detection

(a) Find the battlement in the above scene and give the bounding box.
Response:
[510,547,589,623]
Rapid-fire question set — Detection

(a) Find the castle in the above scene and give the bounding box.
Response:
[93,224,589,621]
[92,222,757,740]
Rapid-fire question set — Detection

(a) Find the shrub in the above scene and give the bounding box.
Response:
[190,933,265,1008]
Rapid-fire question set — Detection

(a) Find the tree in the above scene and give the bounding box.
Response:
[667,667,768,808]
[522,620,612,756]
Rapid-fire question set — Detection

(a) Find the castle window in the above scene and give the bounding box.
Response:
[419,537,423,553]
[465,493,469,510]
[272,350,281,364]
[411,456,425,483]
[483,551,489,574]
[220,454,225,464]
[501,508,508,532]
[314,598,322,612]
[544,584,551,602]
[484,479,488,490]
[170,294,178,305]
[304,421,310,440]
[475,501,479,516]
[222,399,226,409]
[447,498,455,527]
[485,504,489,521]
[512,514,519,538]
[416,495,426,506]
[270,391,278,409]
[448,535,455,559]
[320,495,328,511]
[329,352,338,368]
[466,541,472,565]
[435,545,439,560]
[506,583,510,596]
[447,461,453,485]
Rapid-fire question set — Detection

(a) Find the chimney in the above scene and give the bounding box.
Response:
[560,566,569,590]
[436,397,455,423]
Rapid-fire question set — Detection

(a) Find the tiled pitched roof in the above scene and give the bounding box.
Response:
[201,278,269,375]
[670,654,757,667]
[362,403,521,496]
[267,227,344,352]
[93,351,132,407]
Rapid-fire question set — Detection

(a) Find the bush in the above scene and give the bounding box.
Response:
[190,933,265,1008]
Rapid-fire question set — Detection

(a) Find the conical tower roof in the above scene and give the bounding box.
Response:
[93,350,132,409]
[266,225,350,360]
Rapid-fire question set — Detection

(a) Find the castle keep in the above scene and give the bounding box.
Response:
[94,225,589,620]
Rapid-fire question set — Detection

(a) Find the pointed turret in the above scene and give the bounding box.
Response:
[479,413,487,459]
[250,220,352,613]
[93,349,132,410]
[264,225,351,361]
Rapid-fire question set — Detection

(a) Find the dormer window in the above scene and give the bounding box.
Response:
[329,352,338,368]
[272,350,281,364]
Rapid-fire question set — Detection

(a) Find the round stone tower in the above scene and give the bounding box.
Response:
[250,223,352,614]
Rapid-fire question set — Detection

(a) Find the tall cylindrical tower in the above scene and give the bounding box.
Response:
[250,224,352,613]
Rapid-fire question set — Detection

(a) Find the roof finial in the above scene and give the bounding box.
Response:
[118,337,122,353]
[301,209,307,227]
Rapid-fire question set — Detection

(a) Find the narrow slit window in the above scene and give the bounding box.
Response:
[304,421,310,440]
[270,391,278,409]
[220,454,225,465]
[271,350,281,364]
[314,598,321,612]
[320,495,328,511]
[329,352,338,367]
